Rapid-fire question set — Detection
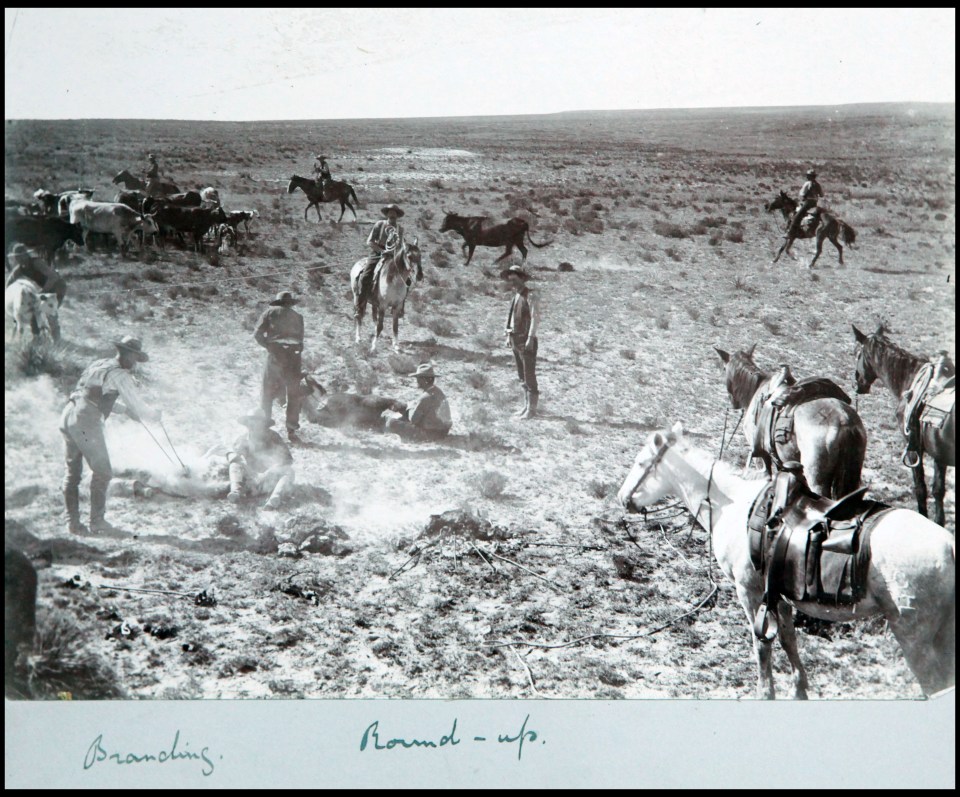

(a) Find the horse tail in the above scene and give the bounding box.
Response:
[831,419,867,498]
[348,185,360,207]
[840,220,857,247]
[525,228,553,248]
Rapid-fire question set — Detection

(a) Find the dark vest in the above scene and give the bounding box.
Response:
[71,358,124,418]
[508,290,532,340]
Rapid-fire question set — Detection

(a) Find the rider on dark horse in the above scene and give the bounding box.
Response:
[314,155,332,194]
[786,169,824,239]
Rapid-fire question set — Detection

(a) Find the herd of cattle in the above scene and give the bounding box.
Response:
[4,173,259,263]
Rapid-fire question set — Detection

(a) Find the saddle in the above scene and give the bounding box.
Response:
[901,362,955,464]
[747,462,887,641]
[799,210,820,234]
[752,367,852,467]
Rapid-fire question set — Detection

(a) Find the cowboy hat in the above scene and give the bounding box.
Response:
[499,264,531,281]
[238,409,275,429]
[269,291,297,306]
[315,154,328,161]
[806,169,817,178]
[410,363,437,380]
[147,153,157,160]
[114,336,149,362]
[381,204,405,218]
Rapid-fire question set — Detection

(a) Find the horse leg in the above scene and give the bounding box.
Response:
[808,234,824,269]
[887,605,954,697]
[348,201,357,221]
[371,308,384,353]
[464,244,475,265]
[911,453,929,518]
[303,204,310,221]
[776,600,809,699]
[772,237,789,263]
[931,458,947,528]
[517,241,528,262]
[494,244,514,264]
[391,311,400,352]
[336,202,346,224]
[831,234,844,267]
[736,584,776,699]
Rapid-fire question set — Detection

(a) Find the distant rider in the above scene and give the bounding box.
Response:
[786,169,823,238]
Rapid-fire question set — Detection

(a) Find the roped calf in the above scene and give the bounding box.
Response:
[5,278,59,341]
[68,200,159,255]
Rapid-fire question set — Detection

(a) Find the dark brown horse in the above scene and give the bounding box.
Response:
[715,345,867,498]
[766,191,856,269]
[112,170,179,196]
[853,324,955,527]
[286,175,359,223]
[439,211,552,265]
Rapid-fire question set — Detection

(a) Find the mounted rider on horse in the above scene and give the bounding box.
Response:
[786,168,824,238]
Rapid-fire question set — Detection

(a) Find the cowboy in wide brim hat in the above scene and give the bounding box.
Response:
[410,363,437,380]
[269,290,298,307]
[499,264,531,281]
[315,154,328,161]
[806,169,817,178]
[238,409,275,429]
[381,204,405,218]
[114,336,149,362]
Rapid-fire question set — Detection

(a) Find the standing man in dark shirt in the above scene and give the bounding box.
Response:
[502,265,542,419]
[254,290,305,444]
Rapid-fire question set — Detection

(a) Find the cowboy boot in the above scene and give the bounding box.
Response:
[514,387,529,417]
[521,391,539,420]
[63,483,88,535]
[89,479,121,535]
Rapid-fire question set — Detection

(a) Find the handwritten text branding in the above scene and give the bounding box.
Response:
[360,715,541,761]
[84,731,217,777]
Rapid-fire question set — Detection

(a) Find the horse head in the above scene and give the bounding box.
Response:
[851,324,878,394]
[617,422,684,510]
[438,212,458,233]
[715,343,759,409]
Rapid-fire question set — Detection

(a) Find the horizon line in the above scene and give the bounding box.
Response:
[4,100,955,125]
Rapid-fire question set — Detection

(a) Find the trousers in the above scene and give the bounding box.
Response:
[60,400,112,494]
[261,344,302,433]
[229,463,295,503]
[511,335,539,393]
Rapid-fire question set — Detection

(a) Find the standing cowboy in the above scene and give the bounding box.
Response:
[786,168,824,238]
[385,363,452,441]
[502,264,541,419]
[358,204,405,306]
[226,409,295,510]
[60,337,161,534]
[254,291,305,444]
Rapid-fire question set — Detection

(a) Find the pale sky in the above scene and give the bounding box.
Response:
[4,8,956,120]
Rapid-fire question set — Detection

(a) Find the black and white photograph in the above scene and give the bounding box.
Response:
[4,7,955,788]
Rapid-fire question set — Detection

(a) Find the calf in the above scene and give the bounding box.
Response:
[149,205,226,252]
[69,200,159,255]
[223,209,258,238]
[217,223,237,255]
[5,278,59,341]
[5,216,84,265]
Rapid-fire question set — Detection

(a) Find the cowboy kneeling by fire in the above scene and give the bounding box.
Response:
[226,409,296,510]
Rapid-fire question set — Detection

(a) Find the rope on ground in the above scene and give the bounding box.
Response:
[508,645,543,698]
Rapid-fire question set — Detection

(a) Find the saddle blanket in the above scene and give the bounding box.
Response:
[920,387,955,429]
[754,377,851,461]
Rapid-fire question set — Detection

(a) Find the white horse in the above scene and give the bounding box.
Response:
[350,236,421,352]
[5,278,59,341]
[617,422,955,699]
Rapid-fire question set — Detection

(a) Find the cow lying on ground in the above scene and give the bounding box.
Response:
[5,216,84,264]
[298,375,406,430]
[69,200,159,255]
[5,278,59,341]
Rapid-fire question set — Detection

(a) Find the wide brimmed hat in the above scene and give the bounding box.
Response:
[238,409,275,429]
[315,154,328,161]
[381,204,404,218]
[806,169,817,177]
[269,290,297,306]
[148,153,157,160]
[411,363,437,380]
[500,265,531,281]
[114,336,149,362]
[9,243,31,261]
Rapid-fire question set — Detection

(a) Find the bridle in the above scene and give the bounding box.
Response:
[626,440,670,499]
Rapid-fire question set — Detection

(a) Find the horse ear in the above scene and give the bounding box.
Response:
[714,346,730,364]
[852,324,867,343]
[746,342,757,358]
[670,421,683,439]
[651,431,666,449]
[411,236,418,246]
[874,321,886,335]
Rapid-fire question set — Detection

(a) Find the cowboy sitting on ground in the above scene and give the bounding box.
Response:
[226,410,295,510]
[61,336,161,535]
[385,363,452,442]
[359,204,405,305]
[787,168,824,238]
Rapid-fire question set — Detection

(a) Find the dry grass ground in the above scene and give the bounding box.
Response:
[4,104,955,699]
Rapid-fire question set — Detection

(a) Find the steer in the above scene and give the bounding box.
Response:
[148,204,226,251]
[57,190,95,217]
[4,216,84,265]
[222,209,258,238]
[69,200,159,256]
[439,211,553,265]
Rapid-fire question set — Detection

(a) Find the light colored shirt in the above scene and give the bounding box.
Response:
[506,288,541,340]
[367,220,403,253]
[799,180,823,202]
